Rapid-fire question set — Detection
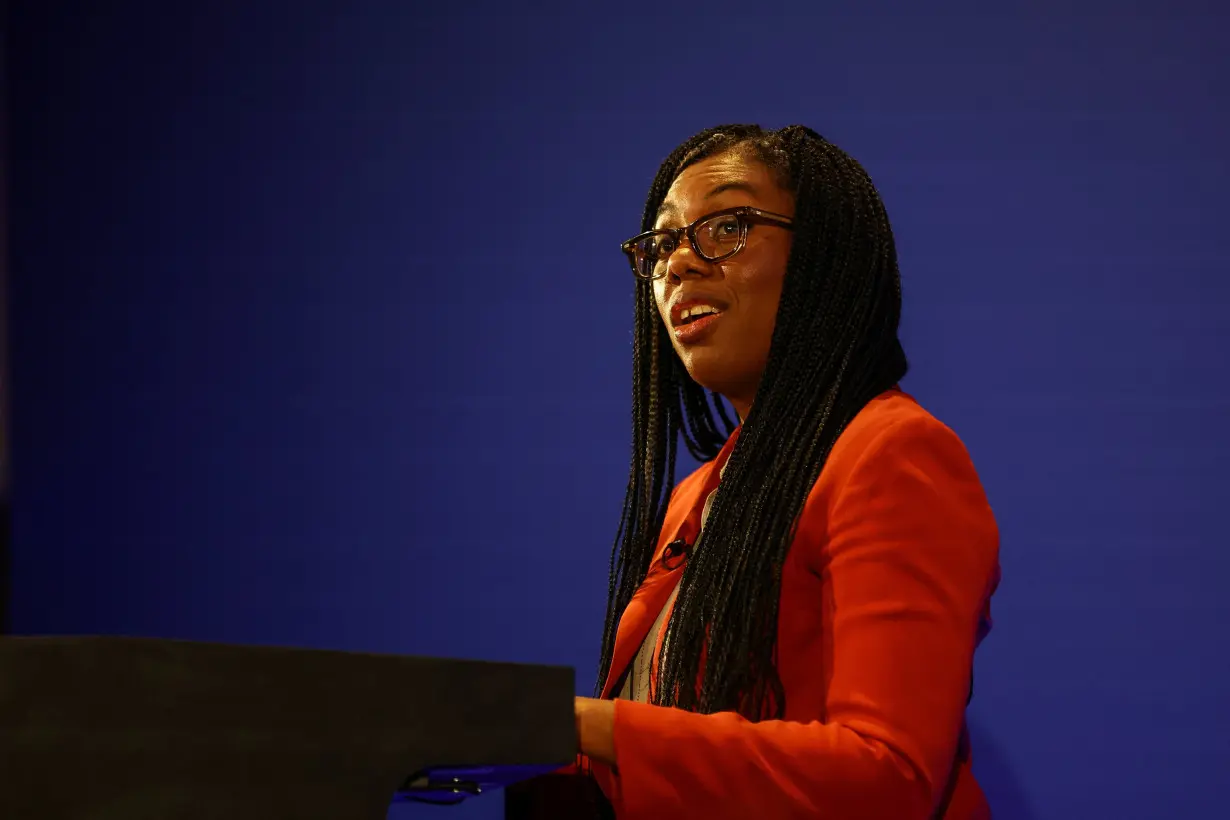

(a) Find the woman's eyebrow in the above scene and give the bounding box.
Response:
[656,181,760,223]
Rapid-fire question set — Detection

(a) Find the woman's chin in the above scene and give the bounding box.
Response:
[679,359,752,407]
[677,352,723,391]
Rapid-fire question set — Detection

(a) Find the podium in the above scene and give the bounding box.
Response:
[0,636,579,819]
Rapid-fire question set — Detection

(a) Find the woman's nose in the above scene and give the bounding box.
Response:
[664,242,713,282]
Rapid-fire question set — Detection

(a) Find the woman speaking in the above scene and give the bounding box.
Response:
[568,124,1001,820]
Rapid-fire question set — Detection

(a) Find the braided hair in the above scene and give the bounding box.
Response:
[595,124,909,719]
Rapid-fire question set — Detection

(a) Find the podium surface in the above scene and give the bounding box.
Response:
[0,636,575,819]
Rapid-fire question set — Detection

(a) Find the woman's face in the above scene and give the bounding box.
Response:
[652,151,795,420]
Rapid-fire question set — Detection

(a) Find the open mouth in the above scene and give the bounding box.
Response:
[678,311,718,326]
[672,309,723,342]
[674,304,723,327]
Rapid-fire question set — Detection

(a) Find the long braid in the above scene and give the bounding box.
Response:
[597,124,906,719]
[594,129,735,690]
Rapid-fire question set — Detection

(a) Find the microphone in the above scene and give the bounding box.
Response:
[662,538,691,569]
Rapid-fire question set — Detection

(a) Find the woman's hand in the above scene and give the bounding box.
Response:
[573,696,617,766]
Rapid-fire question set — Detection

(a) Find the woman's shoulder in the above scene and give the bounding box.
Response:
[831,387,967,464]
[671,388,975,503]
[803,386,998,562]
[817,387,987,503]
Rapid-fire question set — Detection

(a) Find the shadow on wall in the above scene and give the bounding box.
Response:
[970,718,1035,820]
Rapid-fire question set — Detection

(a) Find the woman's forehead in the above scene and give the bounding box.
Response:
[658,153,786,223]
[664,152,787,224]
[669,153,772,197]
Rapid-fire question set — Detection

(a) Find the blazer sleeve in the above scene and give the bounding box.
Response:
[593,413,1000,820]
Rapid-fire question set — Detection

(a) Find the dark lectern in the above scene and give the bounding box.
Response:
[0,636,581,819]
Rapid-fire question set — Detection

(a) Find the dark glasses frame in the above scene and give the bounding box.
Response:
[620,206,794,280]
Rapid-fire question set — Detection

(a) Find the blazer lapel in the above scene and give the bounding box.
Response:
[600,430,741,699]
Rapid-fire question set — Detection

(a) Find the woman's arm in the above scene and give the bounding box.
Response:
[578,414,999,820]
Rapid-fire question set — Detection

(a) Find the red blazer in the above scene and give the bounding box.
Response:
[588,388,1001,819]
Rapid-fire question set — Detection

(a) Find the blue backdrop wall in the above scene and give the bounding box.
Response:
[8,2,1229,818]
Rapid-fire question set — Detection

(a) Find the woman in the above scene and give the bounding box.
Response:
[572,124,1000,819]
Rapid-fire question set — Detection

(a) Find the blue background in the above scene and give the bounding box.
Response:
[7,1,1229,818]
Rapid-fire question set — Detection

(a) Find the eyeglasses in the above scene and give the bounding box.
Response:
[620,206,794,280]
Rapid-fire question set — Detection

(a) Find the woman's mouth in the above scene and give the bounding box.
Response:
[673,309,723,344]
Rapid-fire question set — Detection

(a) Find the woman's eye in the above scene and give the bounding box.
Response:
[708,216,740,239]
